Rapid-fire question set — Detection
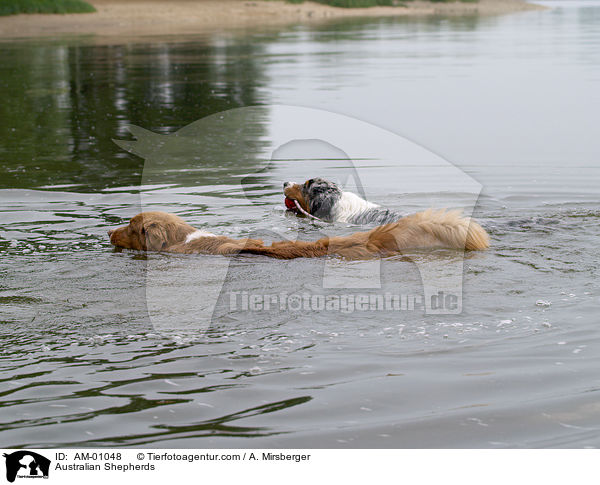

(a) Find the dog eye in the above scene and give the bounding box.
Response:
[305,179,314,187]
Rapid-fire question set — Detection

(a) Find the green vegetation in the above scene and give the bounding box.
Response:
[286,0,476,6]
[0,0,96,16]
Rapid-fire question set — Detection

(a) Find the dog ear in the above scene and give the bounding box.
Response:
[142,222,168,251]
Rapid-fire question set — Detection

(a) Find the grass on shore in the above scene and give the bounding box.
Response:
[0,0,96,16]
[286,0,477,6]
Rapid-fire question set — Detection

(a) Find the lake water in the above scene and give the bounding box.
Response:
[1,2,600,448]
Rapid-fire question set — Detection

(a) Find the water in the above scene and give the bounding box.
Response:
[1,2,600,448]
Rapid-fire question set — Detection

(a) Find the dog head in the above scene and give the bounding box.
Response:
[108,212,196,251]
[283,178,342,221]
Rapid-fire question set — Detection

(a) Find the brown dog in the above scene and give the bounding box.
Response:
[108,210,489,259]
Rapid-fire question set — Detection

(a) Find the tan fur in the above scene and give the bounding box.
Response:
[108,209,489,260]
[283,183,309,213]
[108,212,196,251]
[373,209,490,252]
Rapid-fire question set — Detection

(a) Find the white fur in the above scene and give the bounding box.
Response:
[332,191,379,223]
[185,230,216,243]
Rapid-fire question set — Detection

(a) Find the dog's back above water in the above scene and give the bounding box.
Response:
[108,210,489,259]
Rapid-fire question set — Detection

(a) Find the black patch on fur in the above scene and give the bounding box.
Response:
[301,178,342,221]
[300,177,402,224]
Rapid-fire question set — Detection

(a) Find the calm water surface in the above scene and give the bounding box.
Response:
[1,2,600,448]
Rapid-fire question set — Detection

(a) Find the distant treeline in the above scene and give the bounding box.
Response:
[0,0,95,16]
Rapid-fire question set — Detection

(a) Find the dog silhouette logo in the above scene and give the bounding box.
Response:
[3,451,50,483]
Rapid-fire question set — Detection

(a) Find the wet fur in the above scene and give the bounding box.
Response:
[283,178,402,224]
[108,210,489,260]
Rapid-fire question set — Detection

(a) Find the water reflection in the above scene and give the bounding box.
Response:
[1,6,600,448]
[0,39,268,191]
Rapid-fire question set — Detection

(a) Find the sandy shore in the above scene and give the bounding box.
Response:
[0,0,544,40]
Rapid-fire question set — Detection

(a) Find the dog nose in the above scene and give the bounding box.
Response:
[107,229,114,237]
[283,181,292,189]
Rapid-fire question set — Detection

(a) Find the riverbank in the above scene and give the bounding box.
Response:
[0,0,544,40]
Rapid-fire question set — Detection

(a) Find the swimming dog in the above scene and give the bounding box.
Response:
[283,178,401,224]
[108,210,489,259]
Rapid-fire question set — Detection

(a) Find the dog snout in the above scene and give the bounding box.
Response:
[283,181,294,189]
[107,229,114,237]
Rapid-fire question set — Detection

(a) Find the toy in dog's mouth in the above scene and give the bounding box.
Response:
[284,197,298,211]
[284,197,323,221]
